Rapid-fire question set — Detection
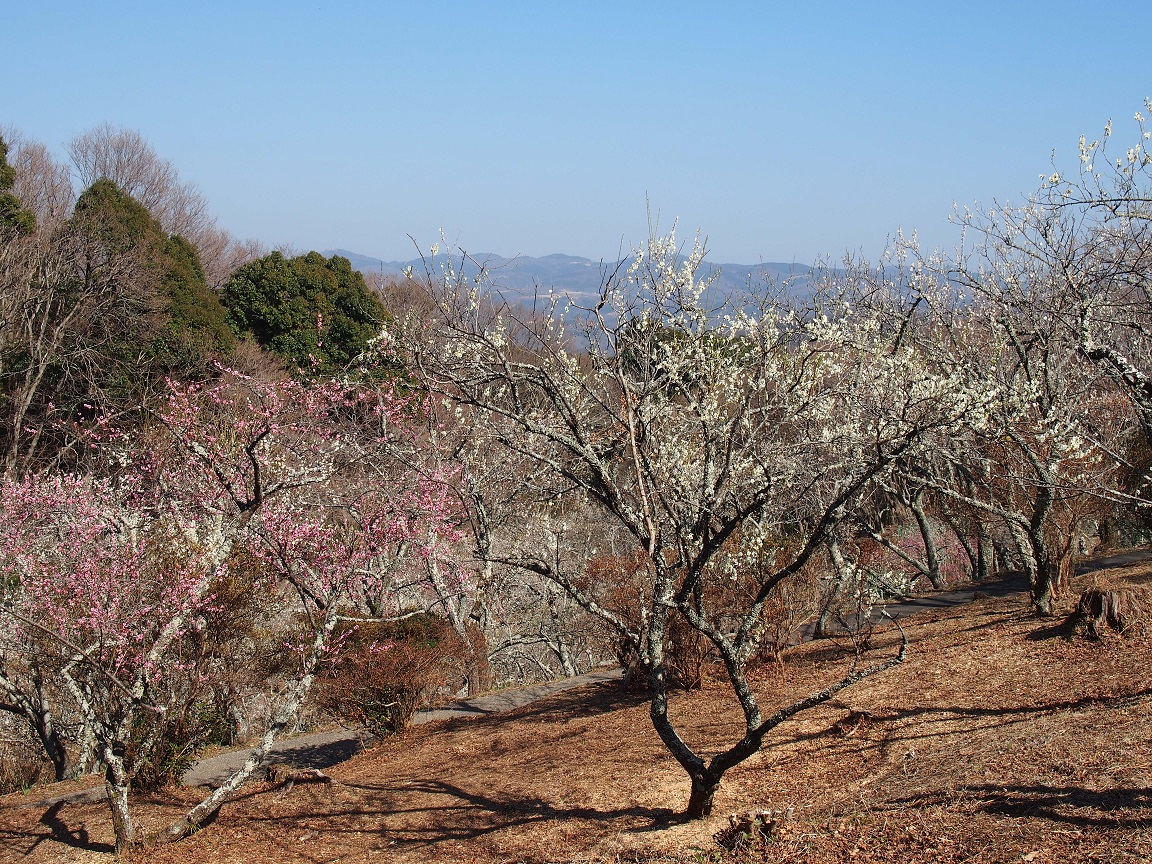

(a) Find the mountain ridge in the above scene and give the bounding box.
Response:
[323,248,822,305]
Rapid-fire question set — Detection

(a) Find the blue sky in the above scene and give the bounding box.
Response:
[5,1,1151,264]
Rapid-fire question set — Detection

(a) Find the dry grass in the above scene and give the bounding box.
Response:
[2,562,1150,863]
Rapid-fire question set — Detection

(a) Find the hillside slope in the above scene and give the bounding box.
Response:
[2,561,1150,863]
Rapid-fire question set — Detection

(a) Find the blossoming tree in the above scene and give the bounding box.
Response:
[0,367,463,852]
[404,229,991,818]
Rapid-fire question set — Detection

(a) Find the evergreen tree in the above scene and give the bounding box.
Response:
[0,135,35,235]
[223,250,385,374]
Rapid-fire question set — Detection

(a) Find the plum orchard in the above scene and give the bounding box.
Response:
[403,229,1003,817]
[1,107,1149,843]
[0,368,464,852]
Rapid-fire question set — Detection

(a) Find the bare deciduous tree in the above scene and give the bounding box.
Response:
[68,124,259,286]
[403,229,987,817]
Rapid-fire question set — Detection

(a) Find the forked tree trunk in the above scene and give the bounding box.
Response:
[687,772,722,819]
[0,671,70,781]
[648,587,909,822]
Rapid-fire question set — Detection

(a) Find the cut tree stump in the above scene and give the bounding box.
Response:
[713,810,782,850]
[1067,588,1148,640]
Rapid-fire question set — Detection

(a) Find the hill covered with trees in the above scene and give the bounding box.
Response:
[2,109,1152,857]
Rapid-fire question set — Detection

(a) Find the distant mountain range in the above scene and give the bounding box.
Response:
[323,249,822,307]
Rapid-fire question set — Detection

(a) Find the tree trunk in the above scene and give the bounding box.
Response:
[428,552,490,695]
[686,773,721,819]
[36,713,69,782]
[33,674,69,781]
[941,512,977,581]
[1027,481,1058,616]
[1031,547,1059,617]
[909,496,944,589]
[976,529,996,582]
[104,755,135,854]
[814,538,851,638]
[1008,520,1054,617]
[0,671,70,781]
[1098,516,1118,551]
[463,624,493,694]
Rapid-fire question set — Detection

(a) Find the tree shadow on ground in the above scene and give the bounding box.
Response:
[262,735,367,772]
[39,801,114,853]
[768,687,1152,750]
[0,801,116,856]
[1026,618,1074,641]
[255,778,681,848]
[883,784,1152,828]
[785,642,856,665]
[431,681,650,733]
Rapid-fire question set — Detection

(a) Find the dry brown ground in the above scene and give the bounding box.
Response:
[2,561,1151,863]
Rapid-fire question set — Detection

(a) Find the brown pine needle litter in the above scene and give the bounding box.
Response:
[3,560,1150,863]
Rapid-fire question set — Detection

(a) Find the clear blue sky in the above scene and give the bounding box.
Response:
[5,1,1151,264]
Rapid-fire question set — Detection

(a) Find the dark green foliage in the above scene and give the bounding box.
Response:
[72,177,161,258]
[14,180,168,439]
[222,251,385,374]
[1,177,233,473]
[157,234,235,363]
[0,135,35,235]
[71,179,232,372]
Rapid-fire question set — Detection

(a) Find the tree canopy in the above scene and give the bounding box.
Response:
[0,135,35,235]
[1,176,233,473]
[70,178,234,369]
[222,251,385,374]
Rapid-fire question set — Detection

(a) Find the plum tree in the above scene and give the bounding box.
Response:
[403,228,990,817]
[0,368,462,851]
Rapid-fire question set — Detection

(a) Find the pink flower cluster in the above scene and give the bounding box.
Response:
[0,474,207,680]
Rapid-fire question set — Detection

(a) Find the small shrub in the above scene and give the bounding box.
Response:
[319,615,465,736]
[130,698,232,791]
[0,740,50,795]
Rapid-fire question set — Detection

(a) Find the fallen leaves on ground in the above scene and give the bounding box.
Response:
[2,561,1150,863]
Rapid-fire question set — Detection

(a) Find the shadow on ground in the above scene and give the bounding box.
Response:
[0,802,115,857]
[251,778,680,849]
[262,735,369,773]
[884,784,1152,828]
